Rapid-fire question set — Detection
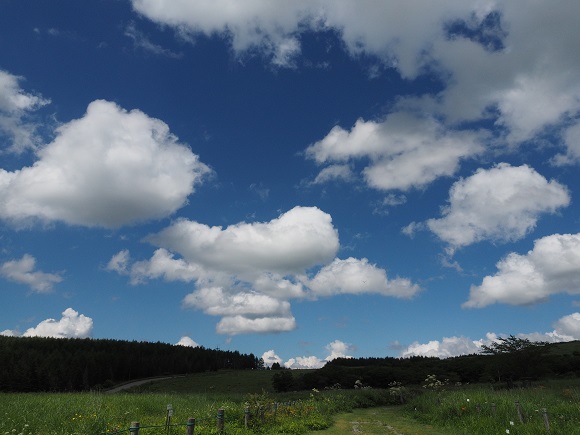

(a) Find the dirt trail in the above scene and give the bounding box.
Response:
[104,376,174,394]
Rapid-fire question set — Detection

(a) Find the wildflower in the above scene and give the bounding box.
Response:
[510,421,514,426]
[466,399,470,402]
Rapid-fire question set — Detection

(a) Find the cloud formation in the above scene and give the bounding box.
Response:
[262,339,354,369]
[0,254,62,293]
[0,69,50,153]
[176,336,200,347]
[110,206,419,335]
[465,233,580,308]
[400,312,580,358]
[0,100,210,228]
[425,164,569,252]
[1,308,93,339]
[306,114,483,192]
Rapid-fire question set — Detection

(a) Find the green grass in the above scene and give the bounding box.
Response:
[2,373,579,435]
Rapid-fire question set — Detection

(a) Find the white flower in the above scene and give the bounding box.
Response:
[506,430,510,434]
[510,421,514,426]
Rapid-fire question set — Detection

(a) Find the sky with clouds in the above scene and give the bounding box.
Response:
[1,0,580,368]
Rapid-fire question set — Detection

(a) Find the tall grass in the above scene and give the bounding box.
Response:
[0,388,395,435]
[405,380,580,434]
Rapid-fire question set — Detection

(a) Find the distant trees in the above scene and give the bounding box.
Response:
[480,335,550,385]
[0,336,259,392]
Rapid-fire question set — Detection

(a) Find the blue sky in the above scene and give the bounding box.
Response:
[1,0,580,368]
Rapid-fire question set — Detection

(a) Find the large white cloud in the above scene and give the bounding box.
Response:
[425,164,569,252]
[1,308,93,339]
[0,100,210,228]
[0,254,62,293]
[306,114,484,192]
[465,233,580,308]
[146,206,339,277]
[0,69,50,153]
[133,1,580,160]
[110,206,419,335]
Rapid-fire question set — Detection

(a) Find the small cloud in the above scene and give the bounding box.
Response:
[125,22,182,59]
[249,182,270,200]
[0,254,63,293]
[3,308,93,339]
[176,336,200,347]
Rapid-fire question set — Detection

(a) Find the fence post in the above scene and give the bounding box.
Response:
[244,406,250,429]
[515,401,524,423]
[129,422,140,434]
[542,408,550,431]
[217,408,224,433]
[491,403,496,415]
[186,418,195,435]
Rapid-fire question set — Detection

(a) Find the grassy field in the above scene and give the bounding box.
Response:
[1,372,579,434]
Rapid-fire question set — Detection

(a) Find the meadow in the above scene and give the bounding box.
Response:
[1,372,579,434]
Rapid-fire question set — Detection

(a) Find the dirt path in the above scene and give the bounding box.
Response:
[104,376,175,394]
[310,407,448,435]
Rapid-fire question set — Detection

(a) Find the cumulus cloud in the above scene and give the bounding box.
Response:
[0,254,62,293]
[307,257,420,299]
[553,121,580,165]
[176,336,200,347]
[0,100,210,228]
[425,164,569,252]
[282,339,353,369]
[110,207,419,335]
[1,308,93,339]
[400,313,580,358]
[465,233,580,308]
[261,349,283,367]
[306,114,483,192]
[0,69,50,153]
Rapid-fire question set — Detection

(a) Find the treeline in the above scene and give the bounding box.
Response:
[273,340,580,392]
[0,336,259,392]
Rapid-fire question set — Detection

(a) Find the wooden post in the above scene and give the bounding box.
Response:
[542,408,550,431]
[186,417,195,435]
[515,401,524,423]
[216,408,224,432]
[491,403,496,415]
[244,406,250,428]
[129,422,140,434]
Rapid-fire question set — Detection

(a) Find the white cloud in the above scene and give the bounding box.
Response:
[306,114,483,192]
[147,206,339,277]
[176,336,200,347]
[0,254,62,293]
[216,315,296,335]
[282,339,353,369]
[325,339,354,361]
[311,164,354,184]
[111,207,419,335]
[0,69,50,153]
[0,100,210,228]
[2,308,93,339]
[261,349,283,367]
[133,1,580,164]
[426,164,569,252]
[553,313,580,340]
[401,336,482,358]
[553,121,580,165]
[400,315,580,358]
[307,257,420,299]
[465,233,580,308]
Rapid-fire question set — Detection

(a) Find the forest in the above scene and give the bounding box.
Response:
[0,335,259,392]
[1,335,579,393]
[272,338,580,392]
